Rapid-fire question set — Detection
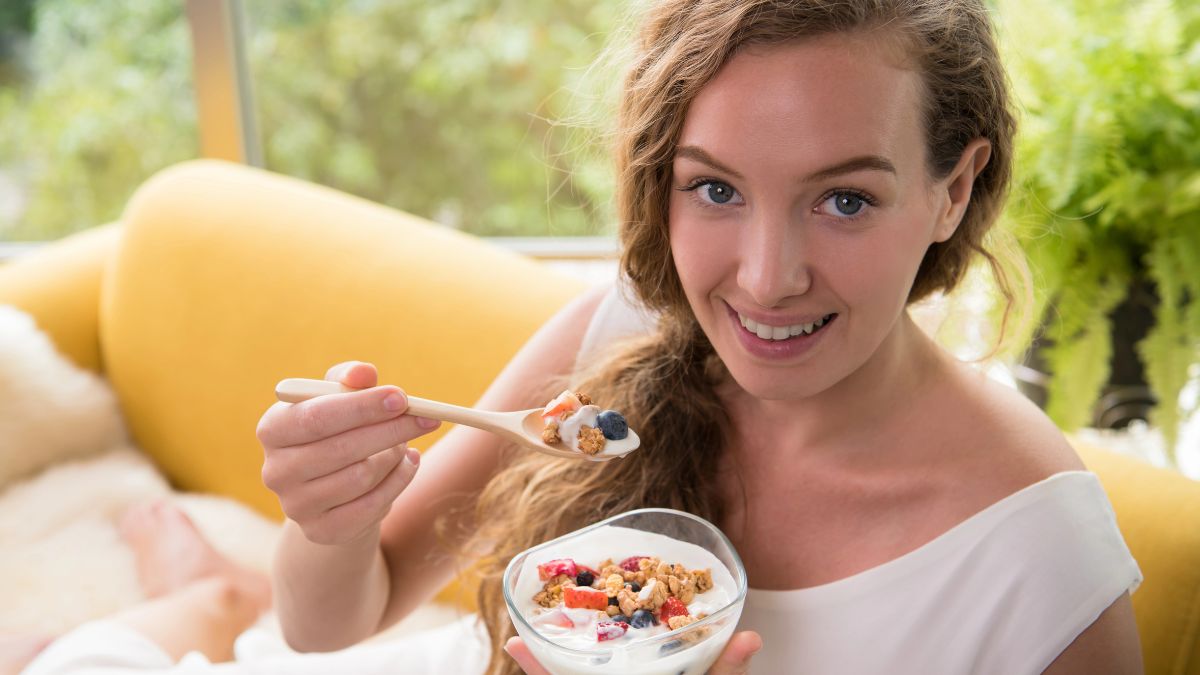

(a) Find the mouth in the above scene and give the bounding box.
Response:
[736,311,838,341]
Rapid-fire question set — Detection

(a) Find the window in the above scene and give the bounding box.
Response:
[0,1,198,242]
[243,0,624,237]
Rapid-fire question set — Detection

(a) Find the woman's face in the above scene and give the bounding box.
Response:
[668,34,981,402]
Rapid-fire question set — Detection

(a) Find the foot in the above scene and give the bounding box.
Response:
[119,500,271,611]
[0,634,53,675]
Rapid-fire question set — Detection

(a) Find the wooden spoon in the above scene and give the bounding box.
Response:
[274,378,639,462]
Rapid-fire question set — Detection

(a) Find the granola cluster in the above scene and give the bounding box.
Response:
[531,555,715,643]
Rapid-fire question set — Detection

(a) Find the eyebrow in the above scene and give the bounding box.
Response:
[674,145,897,183]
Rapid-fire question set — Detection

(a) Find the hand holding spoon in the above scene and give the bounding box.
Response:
[274,378,639,462]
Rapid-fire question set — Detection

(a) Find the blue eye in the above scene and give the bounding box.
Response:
[701,182,738,205]
[833,193,864,215]
[818,190,876,219]
[678,179,743,207]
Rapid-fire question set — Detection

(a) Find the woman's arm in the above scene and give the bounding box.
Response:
[373,282,612,629]
[1042,591,1143,674]
[265,283,611,651]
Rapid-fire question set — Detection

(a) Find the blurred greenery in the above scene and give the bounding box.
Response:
[246,0,625,236]
[0,0,627,241]
[996,0,1200,460]
[0,1,197,240]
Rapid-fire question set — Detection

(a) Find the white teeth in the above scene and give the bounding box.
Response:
[740,313,833,341]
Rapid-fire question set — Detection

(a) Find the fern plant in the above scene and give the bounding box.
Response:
[995,0,1200,464]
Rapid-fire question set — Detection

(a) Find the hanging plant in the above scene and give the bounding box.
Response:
[996,0,1200,464]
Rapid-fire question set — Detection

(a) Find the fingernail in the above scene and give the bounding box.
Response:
[416,416,440,429]
[404,448,421,467]
[382,392,404,411]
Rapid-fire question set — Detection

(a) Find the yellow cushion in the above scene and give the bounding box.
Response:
[101,160,587,518]
[1074,441,1200,675]
[0,224,121,373]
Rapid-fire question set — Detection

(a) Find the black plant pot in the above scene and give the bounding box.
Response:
[1014,275,1158,429]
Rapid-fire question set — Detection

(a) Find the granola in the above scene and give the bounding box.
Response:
[531,554,717,644]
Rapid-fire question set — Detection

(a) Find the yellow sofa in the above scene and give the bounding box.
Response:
[1,160,1198,674]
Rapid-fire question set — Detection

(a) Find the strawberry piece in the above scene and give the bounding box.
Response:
[535,609,575,629]
[659,596,689,623]
[541,391,582,423]
[564,586,609,611]
[618,556,648,572]
[537,558,578,581]
[596,621,630,642]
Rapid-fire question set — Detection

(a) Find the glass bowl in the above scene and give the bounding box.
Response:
[503,508,747,675]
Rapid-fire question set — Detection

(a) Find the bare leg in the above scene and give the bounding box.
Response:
[107,500,273,663]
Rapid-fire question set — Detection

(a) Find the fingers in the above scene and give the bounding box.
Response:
[258,385,416,449]
[269,412,436,483]
[504,637,552,675]
[257,361,441,546]
[708,631,763,675]
[295,447,421,545]
[275,445,407,520]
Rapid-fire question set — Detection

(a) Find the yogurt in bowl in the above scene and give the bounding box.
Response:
[503,509,747,675]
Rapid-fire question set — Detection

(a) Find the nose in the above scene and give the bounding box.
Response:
[736,214,812,308]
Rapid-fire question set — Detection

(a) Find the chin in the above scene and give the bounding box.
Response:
[717,351,838,402]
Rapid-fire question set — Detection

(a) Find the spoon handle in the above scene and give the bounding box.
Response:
[274,378,509,431]
[404,397,507,430]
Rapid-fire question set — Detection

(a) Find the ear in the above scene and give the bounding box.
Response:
[932,138,992,243]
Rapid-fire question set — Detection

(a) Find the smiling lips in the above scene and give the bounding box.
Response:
[737,312,837,341]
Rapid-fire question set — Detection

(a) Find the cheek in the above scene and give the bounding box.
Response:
[832,224,929,311]
[667,207,721,300]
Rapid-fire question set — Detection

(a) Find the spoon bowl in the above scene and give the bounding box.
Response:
[274,378,638,462]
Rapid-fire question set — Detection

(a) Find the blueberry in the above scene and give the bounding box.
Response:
[626,581,641,593]
[576,570,595,587]
[630,609,657,629]
[658,639,685,655]
[611,614,631,624]
[608,595,619,606]
[596,410,628,441]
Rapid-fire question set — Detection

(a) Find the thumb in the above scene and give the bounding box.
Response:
[504,637,552,675]
[708,631,763,675]
[325,360,377,389]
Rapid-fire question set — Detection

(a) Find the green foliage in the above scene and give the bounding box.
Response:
[0,0,627,241]
[245,0,626,236]
[997,0,1200,461]
[0,1,197,240]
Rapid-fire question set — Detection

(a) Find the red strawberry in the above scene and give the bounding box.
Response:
[618,556,647,572]
[596,621,630,642]
[563,586,609,611]
[537,558,578,581]
[534,609,575,629]
[659,596,689,623]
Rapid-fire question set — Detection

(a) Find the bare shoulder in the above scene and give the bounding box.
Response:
[931,362,1086,498]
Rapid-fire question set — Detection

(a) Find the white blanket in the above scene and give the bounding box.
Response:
[0,305,280,635]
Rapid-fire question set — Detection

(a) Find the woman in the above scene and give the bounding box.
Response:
[21,0,1141,673]
[261,0,1142,673]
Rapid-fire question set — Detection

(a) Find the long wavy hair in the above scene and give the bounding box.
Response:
[461,1,1019,672]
